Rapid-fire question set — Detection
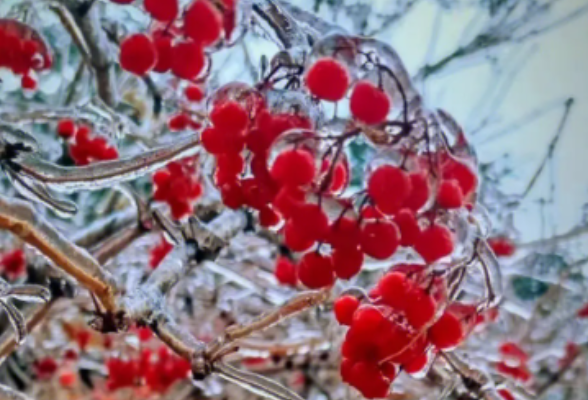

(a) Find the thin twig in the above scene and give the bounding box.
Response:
[520,98,574,199]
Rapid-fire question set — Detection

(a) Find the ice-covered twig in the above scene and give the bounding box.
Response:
[206,289,330,359]
[13,135,200,192]
[0,195,117,312]
[216,362,305,400]
[0,384,36,400]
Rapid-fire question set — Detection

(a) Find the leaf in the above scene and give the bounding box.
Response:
[511,276,549,301]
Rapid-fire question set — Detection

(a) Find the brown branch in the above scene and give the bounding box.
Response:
[0,196,117,313]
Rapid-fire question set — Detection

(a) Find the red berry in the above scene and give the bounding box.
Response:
[441,158,477,197]
[403,352,428,374]
[168,113,192,131]
[360,220,400,260]
[394,208,421,247]
[259,205,281,227]
[334,295,360,326]
[305,58,349,102]
[171,40,205,80]
[367,165,411,215]
[120,34,157,76]
[216,153,244,178]
[404,288,436,329]
[271,149,316,187]
[428,311,463,349]
[377,272,408,309]
[0,249,26,280]
[201,126,245,155]
[274,256,297,286]
[404,172,429,211]
[298,252,335,289]
[220,181,244,209]
[333,246,364,280]
[144,0,179,21]
[437,180,464,209]
[499,342,529,364]
[273,186,304,215]
[185,85,204,102]
[498,389,516,400]
[414,224,454,263]
[488,237,516,257]
[184,0,223,47]
[350,81,391,125]
[57,119,76,138]
[328,217,361,249]
[149,235,174,269]
[290,203,329,242]
[153,35,173,73]
[211,101,249,133]
[21,74,37,90]
[283,219,314,252]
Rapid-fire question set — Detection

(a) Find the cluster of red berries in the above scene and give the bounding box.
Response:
[305,57,391,125]
[56,119,119,166]
[496,342,532,383]
[149,235,174,269]
[106,346,191,392]
[0,21,52,90]
[118,0,237,79]
[0,248,26,280]
[333,265,477,398]
[152,158,202,220]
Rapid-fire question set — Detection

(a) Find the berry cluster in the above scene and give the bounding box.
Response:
[106,346,191,392]
[56,119,119,166]
[152,158,202,220]
[496,342,532,383]
[117,0,238,80]
[0,20,52,90]
[333,265,478,398]
[0,248,26,280]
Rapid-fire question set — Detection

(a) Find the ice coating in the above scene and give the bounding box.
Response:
[14,135,200,193]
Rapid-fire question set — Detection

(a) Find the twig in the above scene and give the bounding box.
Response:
[520,98,574,199]
[0,195,117,313]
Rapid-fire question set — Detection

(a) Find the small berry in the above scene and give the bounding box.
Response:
[290,203,330,241]
[144,0,179,21]
[404,172,429,211]
[184,0,223,47]
[498,389,516,400]
[404,288,436,329]
[403,353,428,374]
[0,249,26,280]
[149,235,174,269]
[441,158,477,197]
[211,101,249,133]
[185,85,204,102]
[259,206,281,227]
[168,113,192,131]
[120,34,157,76]
[273,186,305,218]
[334,295,360,326]
[274,256,297,286]
[298,252,335,289]
[414,224,454,263]
[171,40,205,80]
[328,217,361,249]
[360,220,400,260]
[394,208,421,247]
[153,35,173,73]
[305,58,349,101]
[488,237,516,257]
[377,273,409,311]
[21,74,37,90]
[428,311,463,349]
[220,181,244,209]
[57,119,76,138]
[437,179,464,209]
[333,246,364,280]
[271,149,316,187]
[283,220,315,252]
[367,165,412,215]
[350,81,390,125]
